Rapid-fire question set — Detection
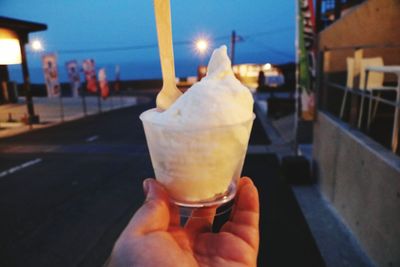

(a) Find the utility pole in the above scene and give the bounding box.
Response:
[230,30,236,66]
[20,40,39,124]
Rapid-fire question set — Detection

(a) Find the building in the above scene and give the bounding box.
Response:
[312,0,400,266]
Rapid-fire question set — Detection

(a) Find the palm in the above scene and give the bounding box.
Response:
[108,177,259,267]
[192,229,257,266]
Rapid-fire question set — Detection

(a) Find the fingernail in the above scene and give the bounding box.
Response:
[143,179,150,195]
[241,177,253,186]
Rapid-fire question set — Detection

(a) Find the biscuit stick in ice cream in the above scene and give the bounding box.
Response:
[154,0,182,111]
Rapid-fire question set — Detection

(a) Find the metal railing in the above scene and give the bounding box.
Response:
[316,44,400,154]
[0,90,133,126]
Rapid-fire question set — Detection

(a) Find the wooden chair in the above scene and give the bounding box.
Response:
[357,58,397,129]
[339,57,396,129]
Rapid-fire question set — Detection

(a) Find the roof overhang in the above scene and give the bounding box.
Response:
[0,16,47,44]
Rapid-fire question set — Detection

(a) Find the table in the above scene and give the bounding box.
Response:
[365,65,400,153]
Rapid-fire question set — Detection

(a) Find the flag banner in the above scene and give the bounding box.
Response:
[114,64,120,92]
[82,59,97,93]
[298,0,316,120]
[42,53,61,98]
[65,60,81,97]
[98,68,110,99]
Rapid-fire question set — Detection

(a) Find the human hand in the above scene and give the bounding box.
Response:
[107,177,259,267]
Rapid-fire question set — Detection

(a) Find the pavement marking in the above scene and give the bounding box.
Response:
[0,158,43,178]
[86,135,99,142]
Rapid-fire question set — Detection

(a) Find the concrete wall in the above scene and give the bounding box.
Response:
[314,1,400,265]
[319,0,400,74]
[313,111,400,267]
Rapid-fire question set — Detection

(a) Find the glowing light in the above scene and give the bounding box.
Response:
[31,39,43,51]
[263,63,272,70]
[0,28,21,65]
[195,39,208,54]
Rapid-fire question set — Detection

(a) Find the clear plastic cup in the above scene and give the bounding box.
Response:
[140,108,255,208]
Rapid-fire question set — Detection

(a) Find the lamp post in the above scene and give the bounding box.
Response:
[20,38,40,123]
[194,38,209,64]
[0,28,21,103]
[195,39,208,55]
[0,16,47,124]
[229,31,243,66]
[194,38,209,80]
[230,30,236,66]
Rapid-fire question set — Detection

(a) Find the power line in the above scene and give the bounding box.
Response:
[208,26,294,42]
[57,40,191,54]
[37,27,294,55]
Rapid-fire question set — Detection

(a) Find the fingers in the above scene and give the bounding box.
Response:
[232,177,259,223]
[221,177,259,250]
[126,178,174,236]
[185,206,217,237]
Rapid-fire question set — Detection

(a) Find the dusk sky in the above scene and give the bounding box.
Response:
[1,0,295,82]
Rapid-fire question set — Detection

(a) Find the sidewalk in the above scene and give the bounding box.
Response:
[0,96,146,138]
[254,92,376,267]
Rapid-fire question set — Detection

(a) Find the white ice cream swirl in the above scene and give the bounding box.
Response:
[144,45,254,128]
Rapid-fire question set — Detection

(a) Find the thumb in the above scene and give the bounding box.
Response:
[127,178,171,236]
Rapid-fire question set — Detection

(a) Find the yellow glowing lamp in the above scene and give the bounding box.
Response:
[195,39,208,54]
[0,28,22,65]
[263,63,272,70]
[31,39,43,51]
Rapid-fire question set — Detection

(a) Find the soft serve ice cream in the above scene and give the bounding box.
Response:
[140,45,254,204]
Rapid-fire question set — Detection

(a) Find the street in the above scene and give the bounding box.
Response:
[0,94,324,267]
[0,101,154,267]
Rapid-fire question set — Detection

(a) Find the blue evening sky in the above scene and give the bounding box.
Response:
[1,0,295,82]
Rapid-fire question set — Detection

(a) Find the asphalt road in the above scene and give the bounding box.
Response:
[0,95,324,267]
[0,100,155,267]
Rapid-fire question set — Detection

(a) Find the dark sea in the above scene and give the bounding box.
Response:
[7,58,199,84]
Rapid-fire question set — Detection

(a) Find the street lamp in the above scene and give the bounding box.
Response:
[263,63,272,70]
[31,39,43,52]
[194,38,210,80]
[0,28,21,103]
[0,16,47,124]
[0,28,22,64]
[195,39,208,55]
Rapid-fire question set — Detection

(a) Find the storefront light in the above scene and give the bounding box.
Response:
[0,28,22,65]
